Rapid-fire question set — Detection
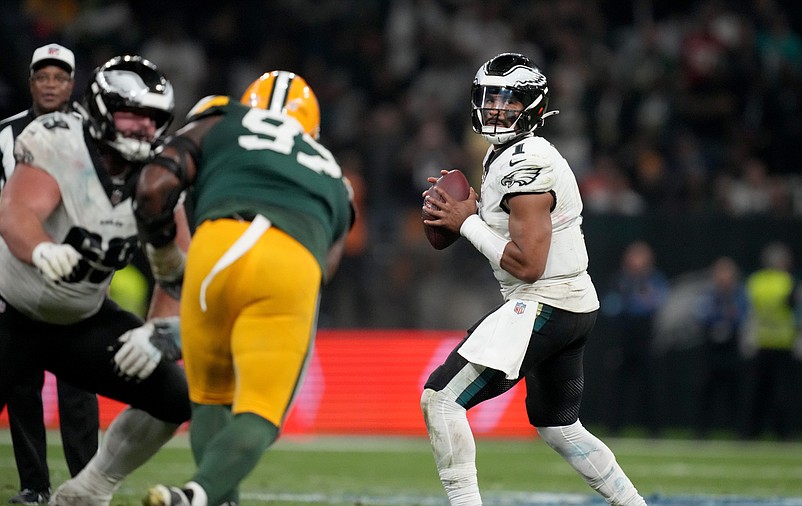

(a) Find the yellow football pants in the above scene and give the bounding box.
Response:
[180,218,321,426]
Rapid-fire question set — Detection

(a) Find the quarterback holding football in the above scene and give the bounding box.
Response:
[420,53,649,506]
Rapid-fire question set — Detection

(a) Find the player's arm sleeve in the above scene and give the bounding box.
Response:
[134,133,199,248]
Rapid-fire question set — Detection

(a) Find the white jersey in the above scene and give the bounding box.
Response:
[478,134,599,312]
[0,109,35,190]
[0,111,140,324]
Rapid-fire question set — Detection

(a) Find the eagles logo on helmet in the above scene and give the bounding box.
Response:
[471,52,559,146]
[241,70,321,140]
[79,55,175,162]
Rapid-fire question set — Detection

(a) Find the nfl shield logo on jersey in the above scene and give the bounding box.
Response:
[514,301,526,314]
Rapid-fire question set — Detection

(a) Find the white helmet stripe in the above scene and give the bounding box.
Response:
[268,71,293,113]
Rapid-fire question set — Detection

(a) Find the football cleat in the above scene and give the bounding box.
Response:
[8,488,50,505]
[48,478,111,506]
[142,485,192,506]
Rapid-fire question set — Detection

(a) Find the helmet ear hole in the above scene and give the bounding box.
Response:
[240,71,321,140]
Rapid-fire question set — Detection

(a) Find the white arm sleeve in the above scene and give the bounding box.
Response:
[460,214,507,269]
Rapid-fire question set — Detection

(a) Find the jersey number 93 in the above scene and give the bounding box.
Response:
[238,108,341,179]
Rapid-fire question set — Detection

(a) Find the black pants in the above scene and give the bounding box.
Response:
[425,304,596,427]
[8,374,98,491]
[744,348,796,439]
[0,297,191,455]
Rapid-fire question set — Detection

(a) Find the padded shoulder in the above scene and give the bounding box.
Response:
[185,95,231,122]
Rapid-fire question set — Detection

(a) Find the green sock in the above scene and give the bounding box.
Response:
[191,410,279,505]
[189,404,236,503]
[189,403,233,465]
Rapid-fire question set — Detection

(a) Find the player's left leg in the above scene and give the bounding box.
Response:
[537,422,647,506]
[525,309,647,506]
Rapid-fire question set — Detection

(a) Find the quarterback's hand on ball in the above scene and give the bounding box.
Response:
[114,323,162,380]
[31,242,82,282]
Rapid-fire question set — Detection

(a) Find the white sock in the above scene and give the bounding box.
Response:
[536,420,647,505]
[67,462,118,498]
[184,481,208,506]
[439,463,481,506]
[91,407,180,485]
[421,388,482,506]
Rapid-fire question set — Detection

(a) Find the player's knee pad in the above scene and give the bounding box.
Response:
[536,420,586,451]
[420,388,435,419]
[421,388,464,425]
[421,388,474,457]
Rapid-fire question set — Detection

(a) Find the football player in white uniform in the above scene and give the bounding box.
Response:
[0,55,190,506]
[420,53,648,506]
[0,43,100,506]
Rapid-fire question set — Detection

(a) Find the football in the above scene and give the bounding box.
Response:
[421,169,471,250]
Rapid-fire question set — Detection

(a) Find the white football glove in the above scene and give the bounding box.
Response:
[31,242,82,282]
[113,317,182,381]
[114,322,161,380]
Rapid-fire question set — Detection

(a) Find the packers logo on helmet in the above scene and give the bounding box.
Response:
[241,71,320,140]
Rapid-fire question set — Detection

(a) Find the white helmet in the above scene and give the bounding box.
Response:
[471,53,557,145]
[81,55,174,161]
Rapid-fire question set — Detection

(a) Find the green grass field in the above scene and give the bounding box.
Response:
[2,431,801,505]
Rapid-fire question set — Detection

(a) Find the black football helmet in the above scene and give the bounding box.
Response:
[471,53,557,145]
[80,55,174,161]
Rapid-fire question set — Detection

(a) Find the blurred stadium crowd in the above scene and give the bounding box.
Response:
[1,0,801,325]
[2,0,802,438]
[2,0,801,212]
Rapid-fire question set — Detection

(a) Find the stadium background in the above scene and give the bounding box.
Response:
[1,0,802,438]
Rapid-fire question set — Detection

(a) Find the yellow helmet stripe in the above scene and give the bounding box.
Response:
[269,71,294,114]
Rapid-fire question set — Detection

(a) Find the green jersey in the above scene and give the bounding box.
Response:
[186,96,354,274]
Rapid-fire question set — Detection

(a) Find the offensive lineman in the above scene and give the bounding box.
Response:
[0,43,99,505]
[419,53,648,505]
[0,55,190,506]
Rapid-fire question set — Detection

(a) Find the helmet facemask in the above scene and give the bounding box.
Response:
[471,53,556,146]
[83,56,174,162]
